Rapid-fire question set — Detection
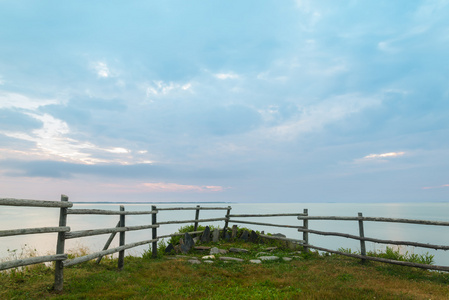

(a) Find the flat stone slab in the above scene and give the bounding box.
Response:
[250,259,262,264]
[210,247,228,255]
[282,257,293,261]
[219,257,244,262]
[264,247,278,251]
[259,256,280,261]
[229,247,249,253]
[188,259,201,264]
[203,260,214,264]
[194,246,211,251]
[202,255,215,260]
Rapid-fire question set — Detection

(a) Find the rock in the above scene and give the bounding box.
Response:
[264,247,278,252]
[240,230,249,241]
[203,260,214,264]
[193,237,200,244]
[202,255,215,260]
[229,247,249,253]
[194,246,211,251]
[231,225,238,239]
[259,256,279,261]
[201,226,211,243]
[165,243,175,254]
[188,259,201,264]
[212,228,219,242]
[282,257,293,261]
[210,247,228,255]
[272,233,286,238]
[249,230,259,243]
[219,257,244,262]
[250,259,262,264]
[175,255,191,259]
[181,233,195,254]
[224,231,231,241]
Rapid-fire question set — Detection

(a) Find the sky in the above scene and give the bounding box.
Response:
[0,0,448,203]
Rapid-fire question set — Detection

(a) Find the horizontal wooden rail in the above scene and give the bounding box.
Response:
[298,215,449,226]
[228,219,304,229]
[157,217,226,225]
[158,230,205,239]
[297,228,449,250]
[305,243,449,272]
[259,233,304,244]
[65,224,159,239]
[67,209,156,215]
[0,226,70,237]
[0,254,68,271]
[63,238,158,267]
[157,207,230,211]
[0,198,73,208]
[229,213,306,218]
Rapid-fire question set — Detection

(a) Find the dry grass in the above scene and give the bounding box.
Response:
[1,245,449,299]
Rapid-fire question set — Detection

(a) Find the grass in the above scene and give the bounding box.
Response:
[2,239,449,299]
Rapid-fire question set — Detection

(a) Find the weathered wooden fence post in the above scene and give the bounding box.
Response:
[118,205,125,269]
[151,205,157,258]
[223,206,231,238]
[358,212,366,263]
[193,205,200,231]
[303,208,309,253]
[54,194,69,292]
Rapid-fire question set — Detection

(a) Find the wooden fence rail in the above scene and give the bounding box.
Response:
[3,197,449,293]
[297,212,449,269]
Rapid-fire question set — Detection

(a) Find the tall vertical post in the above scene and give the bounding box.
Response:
[54,194,69,292]
[358,212,366,263]
[302,209,309,253]
[223,206,231,238]
[118,205,125,269]
[193,205,200,232]
[151,205,157,258]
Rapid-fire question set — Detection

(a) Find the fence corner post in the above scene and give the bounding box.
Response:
[151,205,157,258]
[302,208,309,253]
[118,205,125,269]
[54,194,69,292]
[358,212,366,263]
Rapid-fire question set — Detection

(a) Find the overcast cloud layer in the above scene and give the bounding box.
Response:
[1,0,448,203]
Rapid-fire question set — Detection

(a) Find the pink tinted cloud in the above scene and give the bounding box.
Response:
[422,184,449,190]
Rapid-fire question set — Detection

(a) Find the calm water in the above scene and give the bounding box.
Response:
[1,202,449,266]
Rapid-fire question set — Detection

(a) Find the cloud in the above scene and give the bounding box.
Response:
[422,184,449,190]
[145,80,192,97]
[0,92,60,110]
[363,152,405,159]
[142,182,224,193]
[267,93,381,139]
[90,61,112,78]
[0,111,137,165]
[214,73,240,80]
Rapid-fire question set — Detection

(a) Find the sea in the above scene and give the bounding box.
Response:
[1,202,449,266]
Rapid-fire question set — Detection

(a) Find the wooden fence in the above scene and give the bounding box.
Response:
[297,210,449,272]
[2,196,449,292]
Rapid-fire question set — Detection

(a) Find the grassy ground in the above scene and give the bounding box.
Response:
[1,241,449,299]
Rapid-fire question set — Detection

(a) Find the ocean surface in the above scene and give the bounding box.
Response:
[1,202,449,266]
